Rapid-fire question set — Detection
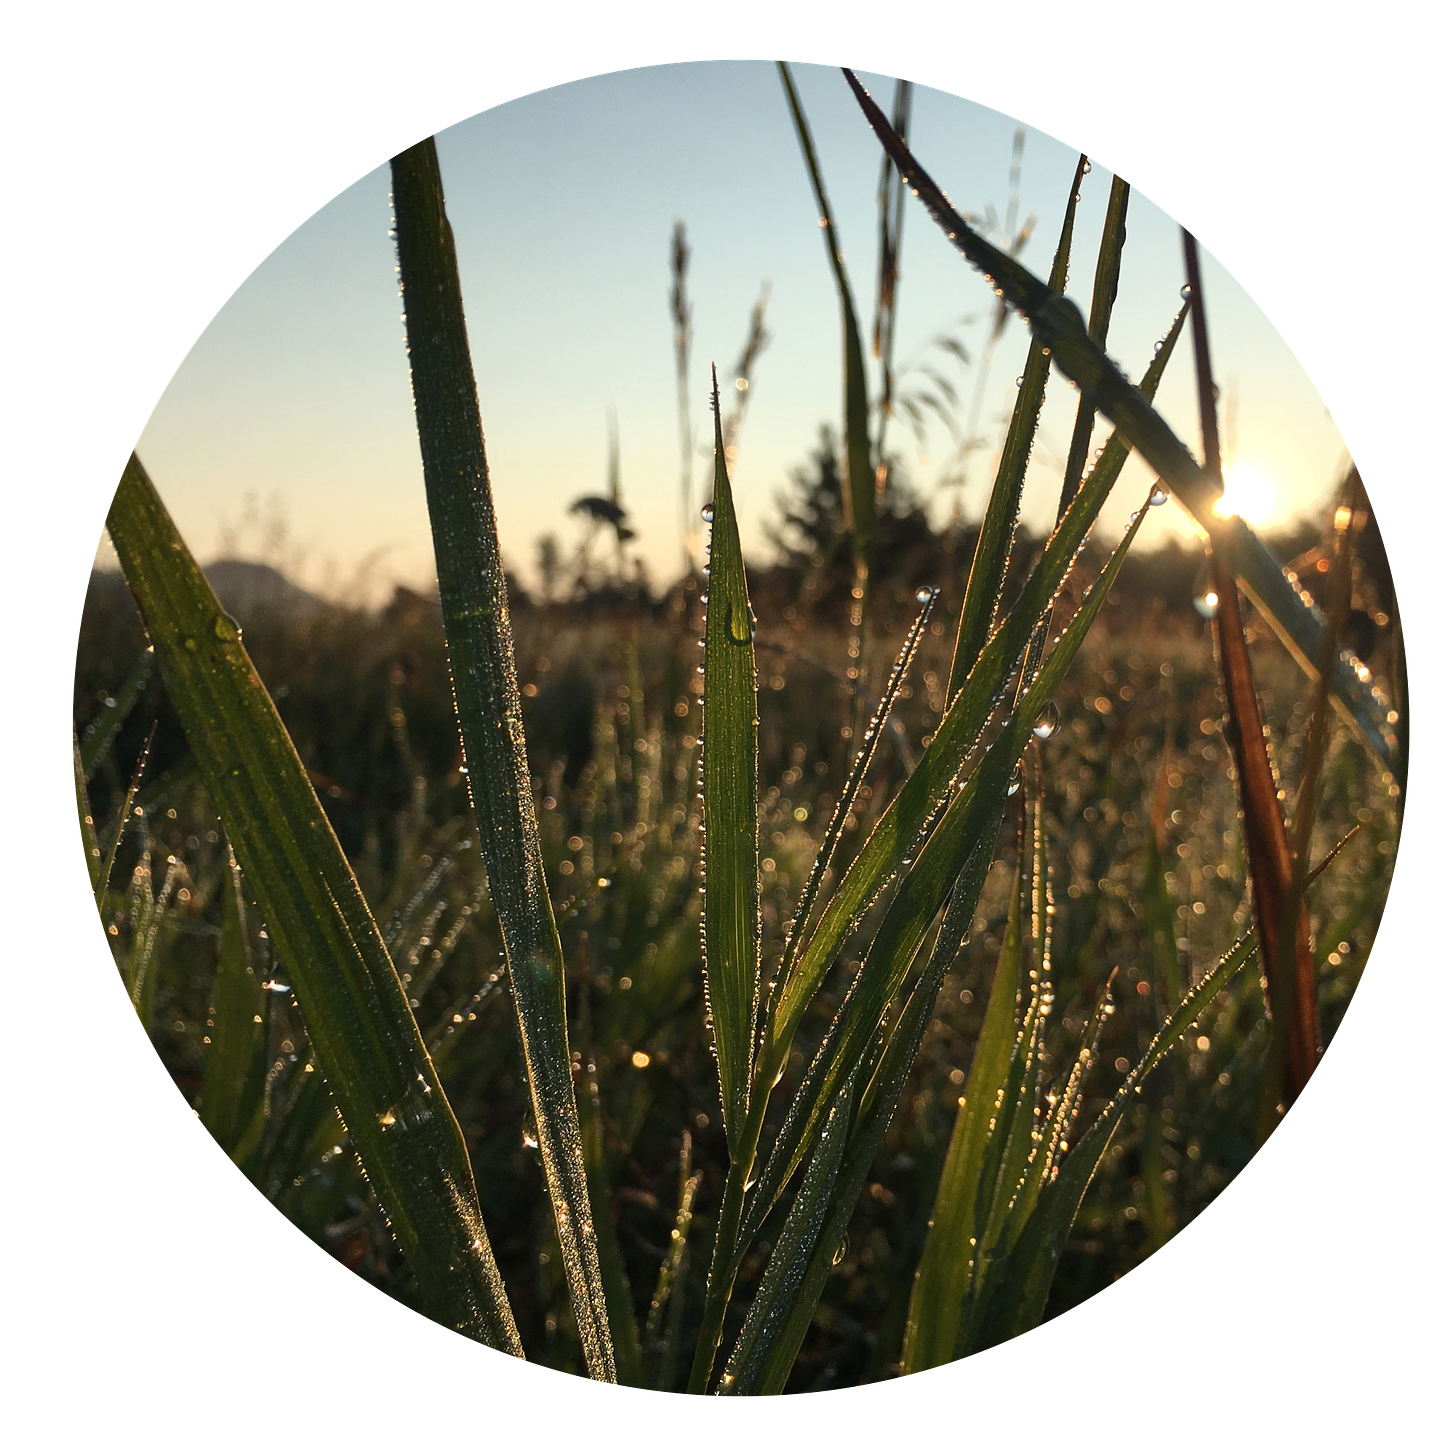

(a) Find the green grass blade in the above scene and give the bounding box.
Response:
[842,68,1399,774]
[964,793,1058,1333]
[900,817,1026,1373]
[697,377,763,1149]
[578,1012,642,1385]
[1056,176,1130,520]
[645,1132,701,1389]
[767,586,940,1031]
[976,933,1257,1349]
[752,502,1149,1231]
[106,454,522,1355]
[779,62,875,566]
[97,723,154,910]
[764,317,1181,1080]
[196,848,267,1156]
[718,1072,860,1394]
[79,644,154,779]
[390,138,612,1379]
[1142,762,1184,1008]
[127,840,179,1020]
[74,730,101,893]
[950,154,1083,686]
[741,893,967,1394]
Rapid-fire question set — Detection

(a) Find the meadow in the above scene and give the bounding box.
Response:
[74,66,1403,1392]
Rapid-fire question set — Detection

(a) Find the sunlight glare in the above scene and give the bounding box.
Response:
[1215,461,1277,524]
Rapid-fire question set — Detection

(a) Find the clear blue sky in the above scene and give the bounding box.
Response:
[125,60,1347,600]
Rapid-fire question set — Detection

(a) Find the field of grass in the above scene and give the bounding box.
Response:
[73,67,1404,1393]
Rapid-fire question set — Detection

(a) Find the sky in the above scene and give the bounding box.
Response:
[121,60,1350,601]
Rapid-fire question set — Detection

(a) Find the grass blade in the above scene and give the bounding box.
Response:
[97,723,154,910]
[968,830,1374,1349]
[766,585,940,1032]
[576,986,642,1384]
[390,137,613,1379]
[751,500,1150,1234]
[79,645,155,780]
[718,1072,860,1394]
[699,373,762,1148]
[900,810,1026,1373]
[107,454,521,1354]
[195,848,267,1156]
[685,378,763,1394]
[1142,744,1183,1007]
[1180,231,1319,1118]
[950,153,1084,686]
[842,67,1400,776]
[764,314,1183,1082]
[779,62,875,567]
[972,933,1258,1349]
[872,79,912,474]
[736,848,994,1393]
[74,730,101,893]
[645,1132,701,1389]
[1056,176,1130,520]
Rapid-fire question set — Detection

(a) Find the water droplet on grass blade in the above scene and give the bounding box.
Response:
[915,585,935,605]
[1149,486,1169,506]
[701,504,715,523]
[1033,702,1061,739]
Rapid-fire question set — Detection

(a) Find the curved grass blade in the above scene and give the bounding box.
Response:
[718,1071,860,1394]
[872,79,912,471]
[763,315,1183,1083]
[766,585,940,1033]
[779,62,875,567]
[577,997,642,1385]
[971,933,1258,1350]
[97,723,154,910]
[390,138,612,1379]
[1056,176,1130,521]
[751,501,1150,1232]
[196,848,267,1156]
[107,455,521,1355]
[950,153,1084,688]
[79,644,155,780]
[74,731,101,892]
[900,813,1026,1373]
[645,1132,701,1389]
[737,888,969,1394]
[699,373,762,1149]
[842,67,1399,775]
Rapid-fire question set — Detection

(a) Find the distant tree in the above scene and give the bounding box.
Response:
[761,425,944,614]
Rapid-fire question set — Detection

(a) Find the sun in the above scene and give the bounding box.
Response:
[1215,461,1278,525]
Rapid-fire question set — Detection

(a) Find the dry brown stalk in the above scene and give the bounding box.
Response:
[1182,231,1320,1113]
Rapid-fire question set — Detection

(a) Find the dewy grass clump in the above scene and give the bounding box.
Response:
[76,63,1403,1393]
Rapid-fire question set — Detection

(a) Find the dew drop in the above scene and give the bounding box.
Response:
[1032,701,1061,740]
[1148,487,1169,507]
[213,613,242,642]
[1180,283,1193,300]
[701,504,715,523]
[915,585,935,605]
[1193,563,1220,619]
